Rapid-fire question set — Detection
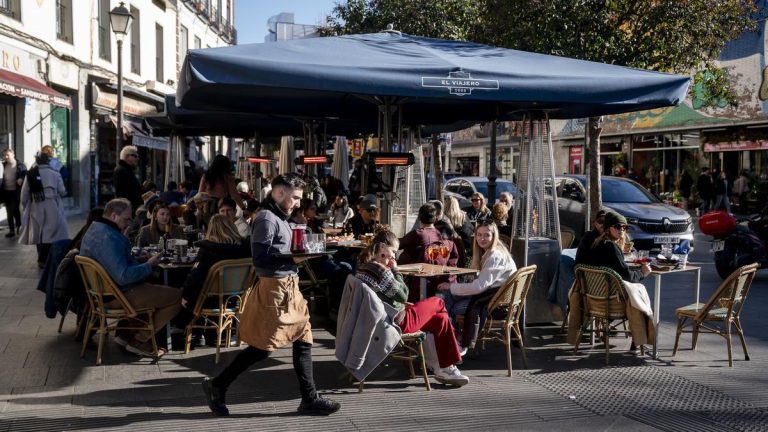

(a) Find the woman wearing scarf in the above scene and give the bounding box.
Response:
[18,152,68,267]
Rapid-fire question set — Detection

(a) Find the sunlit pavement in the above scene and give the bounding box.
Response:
[0,215,766,431]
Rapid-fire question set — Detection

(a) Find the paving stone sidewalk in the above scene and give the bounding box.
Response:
[0,217,766,431]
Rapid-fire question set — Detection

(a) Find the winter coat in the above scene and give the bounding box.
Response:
[113,160,142,209]
[335,275,402,381]
[18,164,68,245]
[79,219,152,291]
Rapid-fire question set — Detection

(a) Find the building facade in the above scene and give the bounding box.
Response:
[0,0,234,214]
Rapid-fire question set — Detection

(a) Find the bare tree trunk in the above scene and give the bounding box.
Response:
[588,116,603,224]
[432,133,444,202]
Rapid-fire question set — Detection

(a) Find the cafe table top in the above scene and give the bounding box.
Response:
[397,263,478,278]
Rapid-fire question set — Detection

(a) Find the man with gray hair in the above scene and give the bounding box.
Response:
[79,198,181,358]
[113,145,142,209]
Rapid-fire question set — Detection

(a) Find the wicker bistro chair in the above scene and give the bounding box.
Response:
[473,264,537,376]
[573,264,635,364]
[358,331,431,392]
[75,256,158,365]
[184,258,256,364]
[672,262,758,367]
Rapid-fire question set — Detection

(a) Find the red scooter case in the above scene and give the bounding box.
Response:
[699,211,736,236]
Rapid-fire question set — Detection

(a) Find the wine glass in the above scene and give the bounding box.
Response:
[439,244,450,272]
[427,245,438,264]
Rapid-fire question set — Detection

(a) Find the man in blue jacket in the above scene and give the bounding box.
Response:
[79,198,181,357]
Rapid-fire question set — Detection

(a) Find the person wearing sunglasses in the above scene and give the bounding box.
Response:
[113,145,142,210]
[344,194,379,238]
[465,192,491,223]
[580,212,650,282]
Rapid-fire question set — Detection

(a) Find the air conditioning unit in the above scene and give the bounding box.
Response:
[145,79,175,96]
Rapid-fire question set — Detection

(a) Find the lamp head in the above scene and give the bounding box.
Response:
[109,2,133,39]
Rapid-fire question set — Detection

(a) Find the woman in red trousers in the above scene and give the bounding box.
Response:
[355,229,469,387]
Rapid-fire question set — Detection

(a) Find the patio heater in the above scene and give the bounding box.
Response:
[361,151,415,226]
[510,114,563,324]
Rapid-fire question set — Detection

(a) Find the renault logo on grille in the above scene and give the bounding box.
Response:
[662,217,671,232]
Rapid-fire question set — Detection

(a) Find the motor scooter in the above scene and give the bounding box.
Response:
[701,211,768,279]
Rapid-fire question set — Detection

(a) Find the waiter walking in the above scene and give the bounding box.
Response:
[201,173,340,416]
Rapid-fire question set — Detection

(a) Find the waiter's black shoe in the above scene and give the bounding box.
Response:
[297,396,341,416]
[201,378,229,416]
[5,231,14,238]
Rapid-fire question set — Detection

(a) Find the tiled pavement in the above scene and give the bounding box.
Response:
[0,217,766,431]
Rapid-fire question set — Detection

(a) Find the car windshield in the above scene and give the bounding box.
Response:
[473,181,516,197]
[600,179,657,203]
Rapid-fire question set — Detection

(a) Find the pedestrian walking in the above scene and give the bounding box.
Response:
[733,170,750,214]
[696,167,714,215]
[1,149,26,237]
[201,173,340,417]
[18,152,68,267]
[113,145,142,210]
[713,170,731,213]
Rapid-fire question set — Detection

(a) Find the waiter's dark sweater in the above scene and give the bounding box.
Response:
[250,196,297,277]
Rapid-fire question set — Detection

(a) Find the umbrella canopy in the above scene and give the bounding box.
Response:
[177,32,690,123]
[147,95,379,138]
[331,136,350,189]
[278,136,295,175]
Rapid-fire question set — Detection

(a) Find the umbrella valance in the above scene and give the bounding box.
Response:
[177,32,690,122]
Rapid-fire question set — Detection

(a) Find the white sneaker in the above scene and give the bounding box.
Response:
[434,365,470,387]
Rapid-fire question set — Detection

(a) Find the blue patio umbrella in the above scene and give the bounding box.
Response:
[177,32,690,123]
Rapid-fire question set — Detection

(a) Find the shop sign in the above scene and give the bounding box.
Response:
[703,140,768,152]
[92,84,159,117]
[0,42,32,75]
[422,70,499,96]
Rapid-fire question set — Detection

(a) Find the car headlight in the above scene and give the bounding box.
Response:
[626,217,639,225]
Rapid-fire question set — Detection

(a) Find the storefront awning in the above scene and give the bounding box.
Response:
[0,69,71,109]
[109,115,168,151]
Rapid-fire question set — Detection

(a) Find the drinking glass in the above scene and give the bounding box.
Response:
[637,250,649,264]
[317,233,326,252]
[439,244,450,272]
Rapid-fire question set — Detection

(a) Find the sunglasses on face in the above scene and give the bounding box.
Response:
[471,198,481,202]
[612,224,627,231]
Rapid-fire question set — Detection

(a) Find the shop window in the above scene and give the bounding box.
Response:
[0,99,15,154]
[179,25,188,71]
[49,105,71,194]
[56,0,72,43]
[130,6,140,74]
[0,0,20,20]
[98,0,111,61]
[193,35,201,49]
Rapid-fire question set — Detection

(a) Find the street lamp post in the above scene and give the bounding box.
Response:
[109,2,132,165]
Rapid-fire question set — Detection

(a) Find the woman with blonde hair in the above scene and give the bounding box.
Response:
[135,202,185,247]
[437,221,517,351]
[465,192,491,223]
[355,229,469,386]
[180,214,249,315]
[491,202,512,237]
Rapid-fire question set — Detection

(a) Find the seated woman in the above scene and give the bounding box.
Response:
[135,203,185,247]
[398,203,459,301]
[330,193,354,227]
[465,192,491,223]
[300,198,323,234]
[580,212,650,282]
[436,221,517,351]
[357,229,469,387]
[491,202,512,238]
[177,215,251,335]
